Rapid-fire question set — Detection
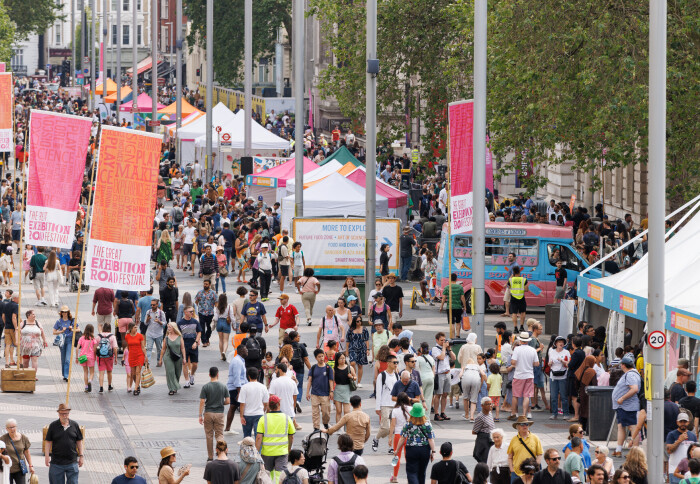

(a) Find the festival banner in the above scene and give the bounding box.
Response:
[0,73,13,152]
[25,110,93,248]
[85,126,162,290]
[448,100,474,234]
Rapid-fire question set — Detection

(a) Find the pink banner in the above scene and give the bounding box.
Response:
[308,88,313,131]
[448,100,474,234]
[26,110,93,248]
[0,63,5,73]
[486,135,494,193]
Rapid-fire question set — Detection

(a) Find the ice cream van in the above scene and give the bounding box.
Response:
[436,223,601,309]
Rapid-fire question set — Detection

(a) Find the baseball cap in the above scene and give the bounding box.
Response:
[678,412,690,422]
[269,395,281,404]
[620,356,634,367]
[346,295,357,301]
[261,243,269,248]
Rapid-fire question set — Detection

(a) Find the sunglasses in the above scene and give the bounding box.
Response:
[548,457,561,461]
[621,476,630,480]
[129,465,139,469]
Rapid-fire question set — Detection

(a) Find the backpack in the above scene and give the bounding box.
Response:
[380,370,399,390]
[98,334,113,359]
[280,468,302,484]
[246,336,262,360]
[172,207,184,223]
[291,343,304,369]
[333,454,358,484]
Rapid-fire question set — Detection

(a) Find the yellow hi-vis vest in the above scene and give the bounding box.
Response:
[259,412,293,456]
[509,276,526,299]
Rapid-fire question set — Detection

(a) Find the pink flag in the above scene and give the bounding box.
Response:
[308,88,313,131]
[26,110,93,248]
[448,100,474,233]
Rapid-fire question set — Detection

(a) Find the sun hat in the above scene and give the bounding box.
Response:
[518,331,531,342]
[554,336,567,344]
[409,402,426,418]
[59,305,70,313]
[216,246,224,252]
[373,319,385,326]
[57,403,71,412]
[512,415,534,429]
[160,446,176,459]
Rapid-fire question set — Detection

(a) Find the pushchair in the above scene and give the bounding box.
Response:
[301,429,329,484]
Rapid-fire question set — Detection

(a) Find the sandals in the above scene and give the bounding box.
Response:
[134,387,141,396]
[168,390,175,396]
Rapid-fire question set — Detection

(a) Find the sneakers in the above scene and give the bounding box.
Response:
[189,375,195,385]
[549,414,557,420]
[526,413,532,419]
[108,385,114,392]
[87,382,92,392]
[532,405,543,411]
[388,448,394,455]
[184,382,191,389]
[372,439,379,452]
[369,392,376,398]
[99,386,104,393]
[448,404,454,409]
[224,429,239,435]
[455,402,460,409]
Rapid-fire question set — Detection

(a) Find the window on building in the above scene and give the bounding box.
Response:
[137,25,142,46]
[111,0,117,11]
[112,25,117,45]
[137,0,142,11]
[161,0,169,19]
[55,25,61,45]
[11,49,23,68]
[123,0,128,11]
[122,24,130,45]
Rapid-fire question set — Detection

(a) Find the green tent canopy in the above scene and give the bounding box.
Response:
[319,145,363,167]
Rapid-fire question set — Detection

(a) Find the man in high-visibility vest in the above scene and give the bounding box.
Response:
[256,394,295,483]
[507,266,529,333]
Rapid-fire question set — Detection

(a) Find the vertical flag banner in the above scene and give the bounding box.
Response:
[0,73,13,152]
[26,110,93,248]
[85,126,162,290]
[448,100,474,234]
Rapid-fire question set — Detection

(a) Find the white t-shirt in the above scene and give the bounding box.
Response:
[237,381,269,416]
[183,226,196,245]
[269,374,299,419]
[511,344,538,380]
[391,405,410,434]
[438,188,448,212]
[285,464,309,482]
[547,348,569,380]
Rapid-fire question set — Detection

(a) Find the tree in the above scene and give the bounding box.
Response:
[0,3,15,64]
[183,0,291,86]
[4,0,61,40]
[308,0,469,154]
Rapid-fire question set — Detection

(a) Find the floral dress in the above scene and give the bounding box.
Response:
[347,327,370,365]
[20,322,44,357]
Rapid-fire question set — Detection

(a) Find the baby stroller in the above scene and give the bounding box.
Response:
[302,429,329,484]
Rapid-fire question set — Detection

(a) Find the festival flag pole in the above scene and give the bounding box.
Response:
[15,121,28,370]
[65,128,100,406]
[446,125,454,340]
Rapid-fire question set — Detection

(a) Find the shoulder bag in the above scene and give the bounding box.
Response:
[517,436,541,470]
[9,438,28,475]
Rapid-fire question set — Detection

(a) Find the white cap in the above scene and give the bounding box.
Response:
[678,412,690,422]
[261,243,269,248]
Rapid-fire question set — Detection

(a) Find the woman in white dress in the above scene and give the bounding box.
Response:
[334,297,350,353]
[43,251,62,307]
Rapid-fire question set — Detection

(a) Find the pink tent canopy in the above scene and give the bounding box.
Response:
[256,157,319,187]
[346,168,408,208]
[119,93,166,112]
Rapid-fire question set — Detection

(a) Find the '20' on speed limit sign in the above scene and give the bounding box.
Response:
[647,330,666,349]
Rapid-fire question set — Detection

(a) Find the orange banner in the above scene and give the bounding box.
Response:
[85,126,162,290]
[0,73,12,152]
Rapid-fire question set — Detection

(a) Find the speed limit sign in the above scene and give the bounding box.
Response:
[647,330,666,349]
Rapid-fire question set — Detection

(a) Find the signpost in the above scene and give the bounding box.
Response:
[647,330,666,350]
[148,120,161,127]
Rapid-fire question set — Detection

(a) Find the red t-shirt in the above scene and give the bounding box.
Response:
[93,287,115,315]
[275,304,299,329]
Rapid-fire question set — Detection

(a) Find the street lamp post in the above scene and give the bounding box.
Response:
[175,0,182,167]
[293,0,304,217]
[365,0,377,284]
[205,0,213,181]
[244,0,252,159]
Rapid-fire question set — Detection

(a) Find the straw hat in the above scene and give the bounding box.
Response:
[59,305,70,313]
[160,446,176,459]
[512,415,534,429]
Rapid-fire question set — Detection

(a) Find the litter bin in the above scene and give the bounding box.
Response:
[449,338,466,368]
[586,386,615,441]
[355,279,366,306]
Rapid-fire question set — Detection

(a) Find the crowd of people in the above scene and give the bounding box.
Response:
[0,77,672,484]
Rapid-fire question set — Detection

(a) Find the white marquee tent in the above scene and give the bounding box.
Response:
[177,103,237,165]
[194,109,290,152]
[280,172,389,230]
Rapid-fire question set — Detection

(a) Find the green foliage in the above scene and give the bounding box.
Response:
[0,3,16,64]
[311,0,700,202]
[183,0,291,86]
[308,0,469,155]
[5,0,62,39]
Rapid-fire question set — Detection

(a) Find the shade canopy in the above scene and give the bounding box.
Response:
[281,172,388,230]
[319,145,363,167]
[193,109,290,151]
[177,102,236,140]
[95,78,118,95]
[118,93,166,112]
[126,56,162,76]
[158,99,202,116]
[578,208,700,335]
[250,157,319,187]
[345,167,408,208]
[167,111,205,135]
[104,86,132,104]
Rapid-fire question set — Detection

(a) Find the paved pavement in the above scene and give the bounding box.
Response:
[0,261,618,483]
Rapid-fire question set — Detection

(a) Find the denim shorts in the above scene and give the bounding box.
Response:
[216,317,231,334]
[533,365,545,387]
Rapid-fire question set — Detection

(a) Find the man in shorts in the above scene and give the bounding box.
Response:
[554,259,568,303]
[431,332,456,421]
[30,247,48,305]
[611,356,641,457]
[507,331,539,420]
[177,306,202,388]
